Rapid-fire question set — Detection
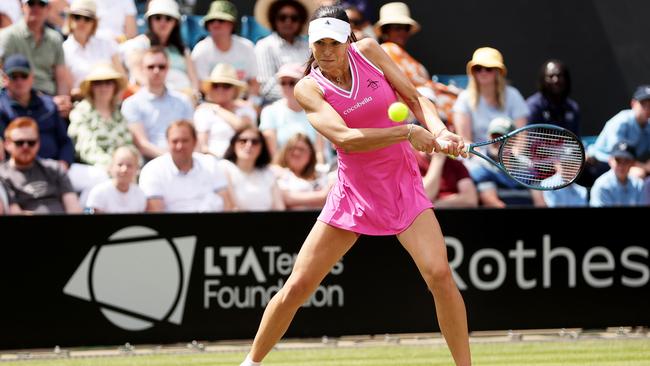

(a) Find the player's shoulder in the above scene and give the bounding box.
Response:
[355,37,382,55]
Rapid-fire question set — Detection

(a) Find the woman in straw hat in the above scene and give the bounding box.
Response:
[195,63,257,158]
[121,0,199,95]
[452,47,529,145]
[239,4,470,366]
[62,0,126,97]
[68,63,134,171]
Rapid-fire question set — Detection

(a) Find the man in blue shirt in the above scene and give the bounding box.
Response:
[590,141,644,207]
[0,54,74,167]
[582,85,650,186]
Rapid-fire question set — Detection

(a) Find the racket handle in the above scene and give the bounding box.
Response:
[436,139,468,158]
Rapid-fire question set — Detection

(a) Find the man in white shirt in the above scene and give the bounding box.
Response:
[139,120,234,212]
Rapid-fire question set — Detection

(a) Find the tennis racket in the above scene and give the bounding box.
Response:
[440,124,585,190]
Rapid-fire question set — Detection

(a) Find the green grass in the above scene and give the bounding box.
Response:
[2,339,650,366]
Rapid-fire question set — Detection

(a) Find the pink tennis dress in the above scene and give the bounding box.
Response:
[309,43,433,236]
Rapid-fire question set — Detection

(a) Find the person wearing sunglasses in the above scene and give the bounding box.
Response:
[121,47,193,161]
[194,63,256,158]
[0,116,82,214]
[452,47,529,149]
[0,0,73,118]
[121,0,199,98]
[254,0,316,105]
[191,1,260,106]
[62,0,126,99]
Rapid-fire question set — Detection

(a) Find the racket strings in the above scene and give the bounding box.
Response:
[500,127,583,189]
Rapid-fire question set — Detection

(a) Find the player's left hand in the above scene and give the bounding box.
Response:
[434,129,468,158]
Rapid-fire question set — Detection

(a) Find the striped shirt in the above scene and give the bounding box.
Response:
[254,32,310,103]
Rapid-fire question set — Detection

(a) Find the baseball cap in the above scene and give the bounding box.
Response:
[610,141,636,160]
[276,63,303,80]
[633,85,650,102]
[3,54,32,75]
[488,117,514,136]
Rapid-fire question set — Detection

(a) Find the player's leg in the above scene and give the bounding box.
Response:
[396,209,471,366]
[246,221,358,363]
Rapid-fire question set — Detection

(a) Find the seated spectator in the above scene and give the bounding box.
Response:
[272,133,332,210]
[590,141,644,207]
[254,0,315,105]
[139,120,234,212]
[259,63,327,163]
[191,1,260,104]
[585,85,650,186]
[534,149,589,207]
[121,47,193,161]
[0,54,74,168]
[453,47,528,145]
[121,0,199,96]
[220,127,285,211]
[418,152,479,208]
[86,145,146,213]
[343,2,373,41]
[526,59,580,135]
[68,64,133,171]
[0,0,73,117]
[94,0,137,42]
[470,118,540,207]
[0,117,82,214]
[62,0,126,98]
[0,0,22,28]
[46,0,68,33]
[195,63,256,157]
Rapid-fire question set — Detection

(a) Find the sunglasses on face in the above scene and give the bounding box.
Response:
[348,18,364,27]
[280,80,297,88]
[276,13,300,23]
[211,83,234,90]
[386,24,411,32]
[145,63,168,71]
[151,14,175,22]
[26,0,47,7]
[12,139,38,147]
[71,14,93,22]
[236,137,261,146]
[8,72,29,81]
[92,79,115,86]
[473,66,496,73]
[206,19,230,27]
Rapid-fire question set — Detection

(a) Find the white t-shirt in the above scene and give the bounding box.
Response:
[191,35,258,82]
[95,0,137,41]
[218,159,277,211]
[259,100,317,149]
[193,103,257,157]
[63,35,120,88]
[273,166,328,193]
[86,180,147,213]
[139,153,228,212]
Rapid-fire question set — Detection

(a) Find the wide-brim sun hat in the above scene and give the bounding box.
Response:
[79,63,127,98]
[374,2,420,36]
[202,0,238,25]
[254,0,319,35]
[466,47,507,76]
[69,0,97,18]
[202,63,247,95]
[145,0,181,20]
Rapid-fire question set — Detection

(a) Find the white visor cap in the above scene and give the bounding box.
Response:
[308,17,351,44]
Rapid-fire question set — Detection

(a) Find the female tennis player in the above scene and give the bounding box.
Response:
[240,5,471,366]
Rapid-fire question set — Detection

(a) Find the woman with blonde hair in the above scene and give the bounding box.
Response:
[272,133,332,210]
[452,47,529,145]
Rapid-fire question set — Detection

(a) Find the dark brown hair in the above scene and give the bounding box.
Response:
[223,127,272,168]
[303,4,357,76]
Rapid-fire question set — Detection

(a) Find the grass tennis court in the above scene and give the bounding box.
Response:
[2,338,649,366]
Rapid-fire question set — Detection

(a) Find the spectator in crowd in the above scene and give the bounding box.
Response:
[121,0,199,96]
[139,120,234,212]
[585,85,650,185]
[254,0,316,104]
[0,0,22,28]
[94,0,137,42]
[526,59,580,135]
[62,0,126,98]
[419,152,479,208]
[195,63,256,158]
[0,116,82,214]
[85,145,146,213]
[0,0,73,117]
[453,47,528,145]
[342,2,373,41]
[68,64,133,171]
[470,117,540,207]
[0,54,74,168]
[220,127,285,211]
[533,146,589,207]
[121,47,193,161]
[590,141,644,207]
[272,133,331,210]
[259,63,326,163]
[191,1,260,103]
[45,0,68,32]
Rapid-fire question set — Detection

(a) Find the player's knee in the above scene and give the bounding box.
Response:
[279,278,314,306]
[422,265,453,291]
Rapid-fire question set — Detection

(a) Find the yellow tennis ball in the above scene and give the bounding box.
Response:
[388,102,409,122]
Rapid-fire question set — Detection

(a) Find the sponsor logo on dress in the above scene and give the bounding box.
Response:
[343,96,373,115]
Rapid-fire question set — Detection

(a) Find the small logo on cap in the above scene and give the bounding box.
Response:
[325,20,331,25]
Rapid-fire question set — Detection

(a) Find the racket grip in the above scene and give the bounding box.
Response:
[436,139,468,158]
